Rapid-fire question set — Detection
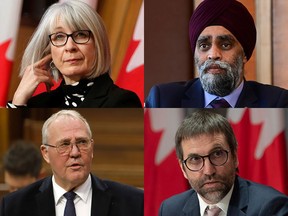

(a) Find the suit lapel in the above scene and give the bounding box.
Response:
[182,79,205,108]
[36,177,56,216]
[235,81,258,107]
[227,176,248,215]
[90,175,112,216]
[182,190,201,216]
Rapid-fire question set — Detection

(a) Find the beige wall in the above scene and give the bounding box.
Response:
[273,0,288,89]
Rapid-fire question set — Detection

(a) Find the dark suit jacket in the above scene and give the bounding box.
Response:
[27,73,142,108]
[145,78,288,108]
[0,174,144,216]
[159,176,288,216]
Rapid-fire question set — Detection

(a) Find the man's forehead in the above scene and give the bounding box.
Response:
[198,26,236,40]
[182,133,228,148]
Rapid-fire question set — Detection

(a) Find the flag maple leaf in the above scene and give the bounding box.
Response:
[116,3,144,105]
[144,109,188,216]
[229,109,288,194]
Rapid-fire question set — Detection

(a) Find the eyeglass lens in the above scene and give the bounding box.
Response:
[184,149,228,171]
[49,30,91,46]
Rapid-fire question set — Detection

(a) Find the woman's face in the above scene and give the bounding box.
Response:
[50,19,96,84]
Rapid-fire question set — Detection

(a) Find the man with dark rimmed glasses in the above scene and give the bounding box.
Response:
[159,110,288,216]
[1,110,143,216]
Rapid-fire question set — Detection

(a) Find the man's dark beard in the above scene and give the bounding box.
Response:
[196,57,243,97]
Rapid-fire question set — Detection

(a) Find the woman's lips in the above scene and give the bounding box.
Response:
[64,58,82,64]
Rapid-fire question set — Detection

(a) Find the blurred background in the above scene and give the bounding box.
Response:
[0,108,143,198]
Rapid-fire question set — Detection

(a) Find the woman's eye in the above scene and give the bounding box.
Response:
[54,34,65,40]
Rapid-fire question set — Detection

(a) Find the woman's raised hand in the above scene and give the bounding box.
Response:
[12,54,54,105]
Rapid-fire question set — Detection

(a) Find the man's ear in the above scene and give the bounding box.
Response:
[91,139,94,159]
[243,55,248,64]
[40,145,50,164]
[178,159,188,180]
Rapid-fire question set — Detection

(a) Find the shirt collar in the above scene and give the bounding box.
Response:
[204,81,244,108]
[198,184,234,216]
[52,174,92,205]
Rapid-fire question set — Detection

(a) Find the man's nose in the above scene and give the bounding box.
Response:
[207,45,222,61]
[202,158,216,176]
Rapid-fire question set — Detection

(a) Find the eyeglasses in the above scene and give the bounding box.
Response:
[49,30,92,47]
[182,149,229,172]
[44,138,92,156]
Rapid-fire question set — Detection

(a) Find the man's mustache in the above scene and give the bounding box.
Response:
[199,60,231,73]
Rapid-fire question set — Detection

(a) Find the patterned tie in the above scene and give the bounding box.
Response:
[63,191,77,216]
[204,206,222,216]
[210,98,231,108]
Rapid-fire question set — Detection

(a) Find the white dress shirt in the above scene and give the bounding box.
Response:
[52,175,92,216]
[198,184,234,216]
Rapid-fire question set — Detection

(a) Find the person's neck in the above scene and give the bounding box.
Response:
[63,76,82,85]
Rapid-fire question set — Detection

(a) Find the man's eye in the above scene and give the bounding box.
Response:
[211,149,224,158]
[222,43,231,49]
[187,156,202,163]
[59,142,70,147]
[200,44,208,48]
[76,139,88,145]
[199,43,210,51]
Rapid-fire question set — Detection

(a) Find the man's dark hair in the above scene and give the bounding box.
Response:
[3,140,42,178]
[175,110,238,160]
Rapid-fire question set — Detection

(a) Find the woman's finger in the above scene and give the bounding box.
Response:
[34,54,52,69]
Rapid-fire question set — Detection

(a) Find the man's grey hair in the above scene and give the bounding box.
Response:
[42,110,92,145]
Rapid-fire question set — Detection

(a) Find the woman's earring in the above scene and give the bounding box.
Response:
[50,61,56,70]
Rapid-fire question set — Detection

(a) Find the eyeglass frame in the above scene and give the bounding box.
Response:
[182,149,230,172]
[48,30,92,47]
[43,138,93,156]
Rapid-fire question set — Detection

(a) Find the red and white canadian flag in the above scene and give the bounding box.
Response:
[116,2,144,105]
[228,108,288,194]
[0,0,23,106]
[145,109,188,216]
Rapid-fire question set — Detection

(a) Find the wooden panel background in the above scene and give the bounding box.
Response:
[8,0,142,100]
[0,108,143,197]
[144,0,194,98]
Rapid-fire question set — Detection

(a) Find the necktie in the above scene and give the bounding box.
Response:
[204,206,222,216]
[210,98,231,108]
[64,191,77,216]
